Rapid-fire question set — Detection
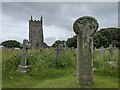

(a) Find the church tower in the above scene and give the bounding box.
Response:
[29,15,44,49]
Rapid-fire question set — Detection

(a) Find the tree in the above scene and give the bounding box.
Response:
[65,28,120,49]
[93,28,120,48]
[52,40,66,48]
[1,40,20,48]
[93,32,109,48]
[66,35,77,48]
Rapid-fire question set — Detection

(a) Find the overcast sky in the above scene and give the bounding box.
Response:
[1,2,118,46]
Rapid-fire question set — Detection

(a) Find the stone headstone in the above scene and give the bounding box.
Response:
[55,44,63,57]
[73,16,98,85]
[99,46,105,55]
[108,44,114,61]
[11,47,15,51]
[54,44,63,67]
[113,47,118,50]
[107,60,118,68]
[18,39,30,73]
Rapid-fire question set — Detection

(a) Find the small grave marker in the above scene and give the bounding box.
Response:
[99,46,105,55]
[55,44,63,67]
[108,44,114,61]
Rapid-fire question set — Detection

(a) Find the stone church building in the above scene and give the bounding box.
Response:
[29,15,48,49]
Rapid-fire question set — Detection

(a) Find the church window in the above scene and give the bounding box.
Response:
[36,43,39,47]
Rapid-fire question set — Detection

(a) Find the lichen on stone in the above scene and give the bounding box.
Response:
[73,16,99,35]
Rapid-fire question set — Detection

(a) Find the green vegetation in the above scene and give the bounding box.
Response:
[1,40,20,48]
[65,28,120,48]
[2,48,118,88]
[52,40,66,48]
[94,28,120,48]
[66,35,77,48]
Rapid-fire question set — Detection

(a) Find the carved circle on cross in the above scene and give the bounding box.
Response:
[73,16,99,35]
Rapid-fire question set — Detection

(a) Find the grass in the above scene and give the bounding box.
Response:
[33,75,118,88]
[2,48,119,88]
[2,69,118,88]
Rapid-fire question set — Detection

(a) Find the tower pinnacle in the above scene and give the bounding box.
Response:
[40,15,43,23]
[31,15,33,21]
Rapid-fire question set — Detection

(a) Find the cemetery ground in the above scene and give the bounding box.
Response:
[2,48,118,88]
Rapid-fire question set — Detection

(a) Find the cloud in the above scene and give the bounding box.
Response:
[43,25,75,45]
[1,0,119,2]
[44,37,56,46]
[2,14,29,42]
[1,2,118,45]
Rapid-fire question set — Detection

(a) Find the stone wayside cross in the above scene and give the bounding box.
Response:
[18,39,31,73]
[73,16,98,85]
